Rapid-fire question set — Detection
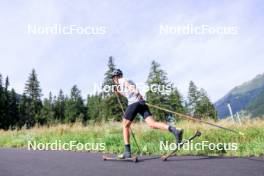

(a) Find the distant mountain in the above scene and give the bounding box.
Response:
[246,89,264,117]
[214,73,264,119]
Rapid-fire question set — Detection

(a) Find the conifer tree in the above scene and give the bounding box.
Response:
[40,92,55,125]
[18,93,33,128]
[100,56,126,121]
[2,77,10,129]
[54,89,65,122]
[146,60,172,121]
[65,85,87,123]
[187,81,199,115]
[0,74,4,128]
[195,88,217,119]
[87,93,103,122]
[9,88,19,128]
[102,56,116,96]
[168,86,185,113]
[187,81,217,119]
[22,69,43,127]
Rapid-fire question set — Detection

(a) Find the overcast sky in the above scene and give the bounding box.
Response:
[0,0,263,102]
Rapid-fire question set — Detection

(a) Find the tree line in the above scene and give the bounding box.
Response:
[0,57,217,130]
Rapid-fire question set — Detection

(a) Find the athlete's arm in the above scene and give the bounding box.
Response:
[113,84,122,96]
[123,80,143,100]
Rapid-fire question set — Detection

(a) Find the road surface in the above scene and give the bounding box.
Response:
[0,149,263,176]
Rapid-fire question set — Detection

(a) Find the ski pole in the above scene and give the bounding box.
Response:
[115,93,142,154]
[146,103,244,136]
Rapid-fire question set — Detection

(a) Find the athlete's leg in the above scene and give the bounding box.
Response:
[145,116,169,130]
[122,119,132,145]
[119,103,137,159]
[118,119,133,158]
[145,115,184,144]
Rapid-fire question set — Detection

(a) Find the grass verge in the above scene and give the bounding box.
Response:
[0,119,263,157]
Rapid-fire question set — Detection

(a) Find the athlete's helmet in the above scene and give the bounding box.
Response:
[112,69,123,78]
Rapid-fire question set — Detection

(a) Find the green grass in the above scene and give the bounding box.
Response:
[0,119,264,157]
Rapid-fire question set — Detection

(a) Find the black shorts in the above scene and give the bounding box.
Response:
[123,101,152,121]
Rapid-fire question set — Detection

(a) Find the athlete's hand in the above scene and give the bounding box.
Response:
[113,85,120,95]
[113,85,117,92]
[139,100,146,105]
[136,93,143,100]
[136,94,145,105]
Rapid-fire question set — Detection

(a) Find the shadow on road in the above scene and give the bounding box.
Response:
[242,157,264,163]
[100,154,264,163]
[161,155,264,163]
[137,156,230,163]
[160,156,237,162]
[137,156,161,162]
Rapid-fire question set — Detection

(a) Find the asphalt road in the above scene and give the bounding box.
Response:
[0,149,263,176]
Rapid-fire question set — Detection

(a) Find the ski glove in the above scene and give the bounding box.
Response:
[139,100,146,105]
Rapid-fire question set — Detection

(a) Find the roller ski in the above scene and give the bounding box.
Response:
[102,155,138,162]
[161,130,202,161]
[102,145,138,162]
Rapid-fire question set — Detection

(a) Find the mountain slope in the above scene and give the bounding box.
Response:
[215,73,264,119]
[246,89,264,117]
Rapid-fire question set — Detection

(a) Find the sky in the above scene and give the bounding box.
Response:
[0,0,263,102]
